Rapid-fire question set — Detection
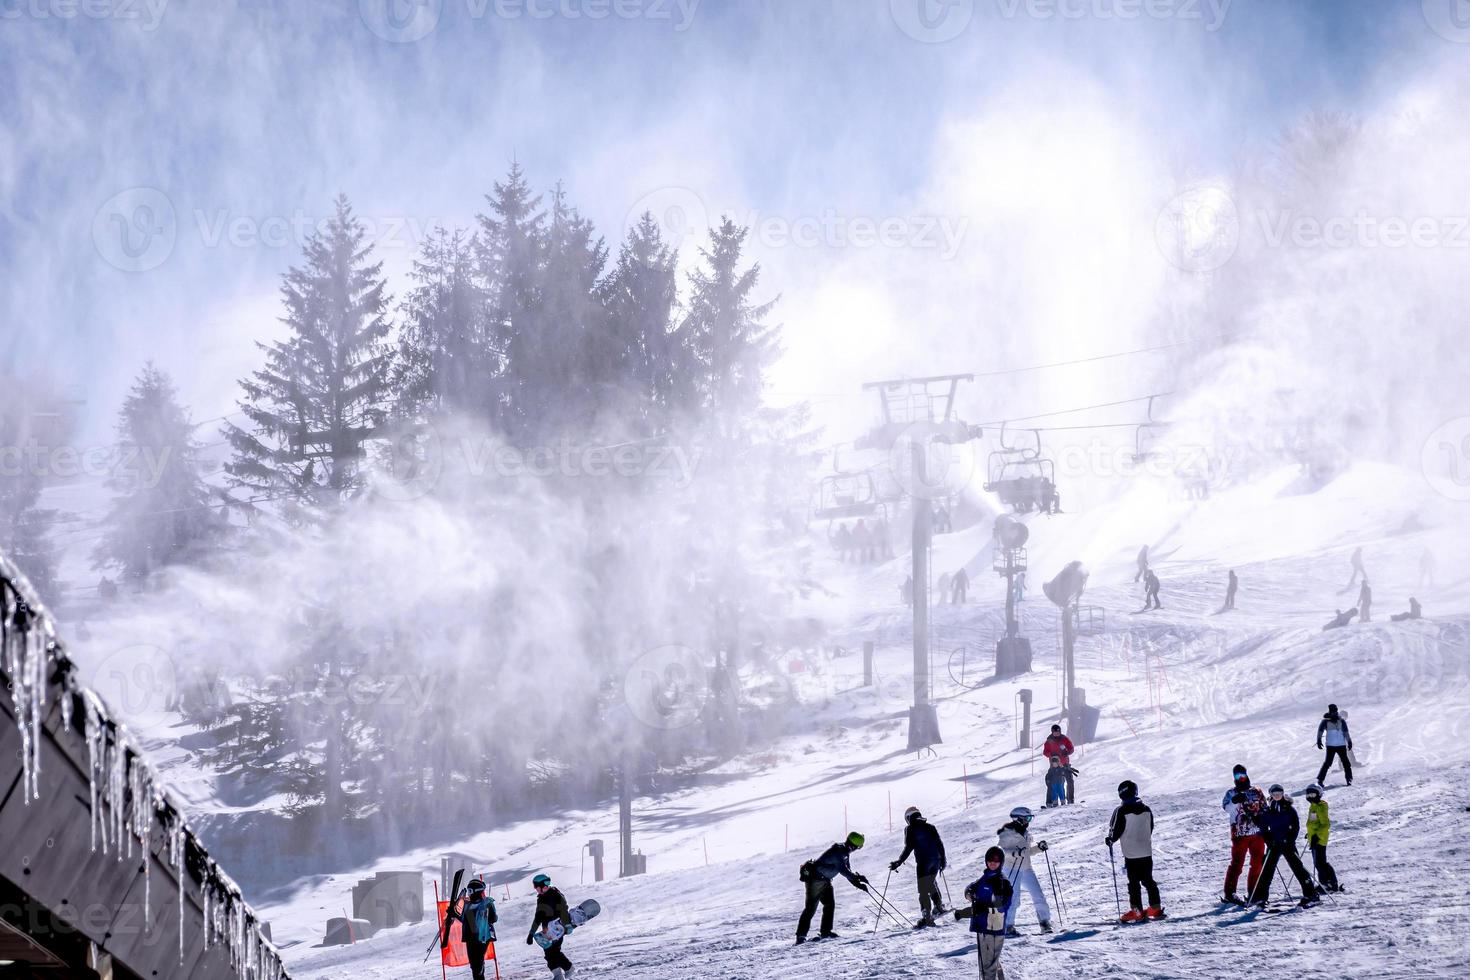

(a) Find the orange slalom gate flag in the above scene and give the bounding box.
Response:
[437,900,469,968]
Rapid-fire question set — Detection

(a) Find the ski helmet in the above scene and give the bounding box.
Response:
[904,806,922,822]
[1117,779,1138,799]
[846,831,866,849]
[984,846,1005,864]
[1051,724,1062,734]
[467,878,486,894]
[1268,784,1285,795]
[1232,763,1247,776]
[1305,784,1322,799]
[1009,806,1034,822]
[532,874,551,888]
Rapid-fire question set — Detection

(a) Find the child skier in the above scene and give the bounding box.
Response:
[1316,703,1354,786]
[1221,764,1267,904]
[1251,785,1320,908]
[1044,756,1068,808]
[1304,784,1340,892]
[1105,780,1163,922]
[1042,725,1076,803]
[997,807,1053,936]
[889,808,948,927]
[526,874,574,979]
[795,832,871,943]
[445,877,498,980]
[956,846,1014,980]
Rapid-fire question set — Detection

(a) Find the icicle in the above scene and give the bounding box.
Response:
[170,814,186,963]
[84,696,102,851]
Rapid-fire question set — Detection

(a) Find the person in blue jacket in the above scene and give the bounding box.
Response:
[445,877,498,980]
[956,846,1014,980]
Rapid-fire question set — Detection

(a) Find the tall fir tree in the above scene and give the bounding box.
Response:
[224,196,393,520]
[393,227,491,419]
[0,383,69,598]
[538,182,608,435]
[476,163,546,441]
[92,363,220,581]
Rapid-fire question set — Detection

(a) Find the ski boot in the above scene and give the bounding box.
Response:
[1119,908,1145,924]
[1038,920,1054,934]
[794,936,807,946]
[1003,926,1022,938]
[912,916,936,930]
[1222,893,1244,906]
[818,930,840,940]
[1145,907,1165,920]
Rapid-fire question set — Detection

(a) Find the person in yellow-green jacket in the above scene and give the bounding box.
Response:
[1304,785,1341,892]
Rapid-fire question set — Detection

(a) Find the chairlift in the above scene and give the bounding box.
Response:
[1131,395,1167,465]
[983,423,1057,514]
[811,471,880,521]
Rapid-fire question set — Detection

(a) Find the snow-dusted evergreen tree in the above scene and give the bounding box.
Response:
[224,195,393,521]
[476,163,546,441]
[91,363,220,581]
[393,227,490,419]
[538,182,608,434]
[0,385,67,598]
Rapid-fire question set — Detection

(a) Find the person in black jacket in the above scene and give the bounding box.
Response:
[446,877,498,980]
[1250,786,1319,907]
[1105,780,1163,921]
[796,832,870,943]
[526,873,574,977]
[889,807,948,926]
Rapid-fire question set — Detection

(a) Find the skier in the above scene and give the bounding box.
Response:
[1316,703,1353,786]
[1221,764,1267,904]
[853,519,872,562]
[889,807,948,927]
[1105,780,1163,922]
[1223,569,1238,611]
[1357,579,1372,623]
[1042,725,1076,803]
[956,846,1013,980]
[1134,545,1149,583]
[1322,608,1356,631]
[997,807,1053,935]
[834,523,852,562]
[1251,785,1319,907]
[937,571,951,606]
[1346,546,1365,588]
[795,832,870,944]
[952,567,969,604]
[1303,784,1340,892]
[526,874,574,979]
[1143,569,1162,610]
[1044,756,1068,808]
[1390,597,1423,622]
[902,575,914,608]
[445,877,498,980]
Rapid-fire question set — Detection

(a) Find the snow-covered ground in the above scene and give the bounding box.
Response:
[157,464,1470,977]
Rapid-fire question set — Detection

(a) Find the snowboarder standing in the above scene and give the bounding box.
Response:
[1251,785,1320,907]
[1358,579,1372,623]
[889,807,948,927]
[1143,569,1162,610]
[1042,724,1076,803]
[1304,784,1340,892]
[956,846,1013,980]
[445,877,498,980]
[1135,545,1149,583]
[997,807,1053,935]
[1346,546,1366,588]
[526,874,574,979]
[795,832,870,944]
[1223,569,1238,611]
[1106,780,1163,922]
[952,567,970,604]
[1316,703,1354,786]
[1221,764,1267,904]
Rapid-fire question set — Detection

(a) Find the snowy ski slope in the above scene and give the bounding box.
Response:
[262,464,1470,978]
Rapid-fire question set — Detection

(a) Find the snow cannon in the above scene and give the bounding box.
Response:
[1044,561,1089,609]
[994,515,1029,551]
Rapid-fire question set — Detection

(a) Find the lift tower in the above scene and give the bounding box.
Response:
[856,375,982,752]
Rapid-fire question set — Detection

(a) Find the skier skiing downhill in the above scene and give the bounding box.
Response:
[795,832,870,944]
[956,846,1014,980]
[526,874,575,978]
[1316,703,1354,786]
[1042,725,1076,803]
[445,877,498,980]
[1221,764,1268,904]
[1251,785,1320,908]
[889,807,948,927]
[1304,784,1341,892]
[1105,781,1164,922]
[996,807,1053,935]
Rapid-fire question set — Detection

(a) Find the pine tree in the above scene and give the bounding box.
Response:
[393,227,491,419]
[683,217,781,431]
[538,182,608,435]
[476,163,546,441]
[224,195,393,520]
[0,385,68,598]
[92,363,220,581]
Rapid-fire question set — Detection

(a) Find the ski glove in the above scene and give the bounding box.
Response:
[1104,836,1114,847]
[1316,743,1323,750]
[1231,793,1247,804]
[889,860,902,872]
[1037,841,1049,851]
[526,933,535,945]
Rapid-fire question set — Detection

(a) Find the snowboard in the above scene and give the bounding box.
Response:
[534,900,601,948]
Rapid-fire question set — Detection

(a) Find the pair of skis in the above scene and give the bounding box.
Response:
[423,868,465,962]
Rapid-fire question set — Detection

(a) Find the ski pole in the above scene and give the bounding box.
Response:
[1296,845,1337,906]
[1042,850,1063,926]
[873,889,911,928]
[1106,844,1121,920]
[941,871,954,910]
[874,870,892,934]
[1275,864,1294,902]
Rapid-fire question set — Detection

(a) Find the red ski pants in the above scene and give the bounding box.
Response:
[1225,835,1266,897]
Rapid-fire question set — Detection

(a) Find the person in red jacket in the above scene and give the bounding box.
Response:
[1042,725,1075,803]
[1220,763,1268,904]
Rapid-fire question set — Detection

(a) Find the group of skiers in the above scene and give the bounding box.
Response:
[832,518,893,563]
[440,872,577,980]
[1041,724,1078,807]
[1325,547,1425,628]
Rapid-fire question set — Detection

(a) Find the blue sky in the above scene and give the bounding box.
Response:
[0,0,1457,439]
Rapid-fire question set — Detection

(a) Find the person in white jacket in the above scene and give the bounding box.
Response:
[997,806,1053,935]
